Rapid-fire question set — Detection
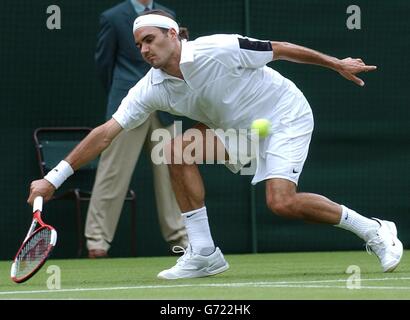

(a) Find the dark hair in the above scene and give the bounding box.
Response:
[140,9,189,40]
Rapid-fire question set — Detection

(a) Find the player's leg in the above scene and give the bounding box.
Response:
[261,97,402,272]
[265,178,403,272]
[266,178,376,227]
[266,178,342,224]
[147,113,188,250]
[167,123,227,254]
[85,119,150,257]
[165,124,207,212]
[157,123,229,279]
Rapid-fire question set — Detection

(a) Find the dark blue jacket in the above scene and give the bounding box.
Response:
[95,0,176,125]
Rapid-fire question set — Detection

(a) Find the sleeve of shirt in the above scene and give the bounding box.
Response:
[112,76,156,131]
[236,35,273,69]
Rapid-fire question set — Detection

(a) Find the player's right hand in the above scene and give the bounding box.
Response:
[27,179,56,206]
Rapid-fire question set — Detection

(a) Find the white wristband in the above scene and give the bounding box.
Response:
[44,160,74,189]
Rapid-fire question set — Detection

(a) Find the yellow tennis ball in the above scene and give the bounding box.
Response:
[251,118,271,138]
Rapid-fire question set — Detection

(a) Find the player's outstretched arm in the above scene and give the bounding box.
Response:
[27,118,123,205]
[270,41,377,86]
[65,118,122,170]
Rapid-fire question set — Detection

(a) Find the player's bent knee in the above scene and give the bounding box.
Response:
[164,138,185,165]
[266,195,295,218]
[166,136,205,165]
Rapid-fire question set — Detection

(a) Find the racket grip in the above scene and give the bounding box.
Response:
[33,196,43,212]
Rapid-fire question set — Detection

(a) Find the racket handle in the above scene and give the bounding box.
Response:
[33,196,43,212]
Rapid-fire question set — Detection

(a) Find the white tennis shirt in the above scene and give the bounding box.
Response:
[113,34,305,131]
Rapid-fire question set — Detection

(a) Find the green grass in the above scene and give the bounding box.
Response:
[1,250,409,299]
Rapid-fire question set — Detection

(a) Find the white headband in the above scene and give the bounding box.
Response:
[133,14,179,33]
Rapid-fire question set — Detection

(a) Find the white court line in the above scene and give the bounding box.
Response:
[1,277,410,295]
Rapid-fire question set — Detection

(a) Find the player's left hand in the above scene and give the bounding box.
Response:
[337,57,377,86]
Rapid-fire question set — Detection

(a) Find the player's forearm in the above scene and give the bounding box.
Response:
[271,41,341,71]
[65,127,109,171]
[43,119,122,190]
[65,119,122,170]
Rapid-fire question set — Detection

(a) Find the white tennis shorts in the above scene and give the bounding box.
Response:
[220,93,314,185]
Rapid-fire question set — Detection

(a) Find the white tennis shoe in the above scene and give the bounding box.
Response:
[157,245,229,279]
[366,218,403,272]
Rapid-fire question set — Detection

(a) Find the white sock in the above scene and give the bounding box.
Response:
[182,206,215,256]
[335,205,380,241]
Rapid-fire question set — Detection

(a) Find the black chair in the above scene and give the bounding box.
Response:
[34,127,137,257]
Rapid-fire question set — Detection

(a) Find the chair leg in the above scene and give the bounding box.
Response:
[74,189,83,258]
[129,190,137,256]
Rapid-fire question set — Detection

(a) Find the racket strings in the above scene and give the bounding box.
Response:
[15,228,53,277]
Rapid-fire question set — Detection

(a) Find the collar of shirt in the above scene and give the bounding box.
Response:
[130,0,153,14]
[151,40,193,85]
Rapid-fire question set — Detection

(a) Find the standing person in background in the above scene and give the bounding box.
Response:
[86,0,188,258]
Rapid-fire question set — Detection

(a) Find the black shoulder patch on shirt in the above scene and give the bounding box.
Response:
[238,38,272,51]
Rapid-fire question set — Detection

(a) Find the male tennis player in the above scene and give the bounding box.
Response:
[28,11,403,279]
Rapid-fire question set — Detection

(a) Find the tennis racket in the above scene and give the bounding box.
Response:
[11,196,57,283]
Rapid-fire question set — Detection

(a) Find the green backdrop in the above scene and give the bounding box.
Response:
[0,0,409,260]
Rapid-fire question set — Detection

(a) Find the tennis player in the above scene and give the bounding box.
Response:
[28,10,403,279]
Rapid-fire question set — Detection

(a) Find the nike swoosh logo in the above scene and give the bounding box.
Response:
[186,214,195,218]
[292,169,299,174]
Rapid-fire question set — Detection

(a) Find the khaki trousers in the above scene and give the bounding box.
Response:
[85,113,187,251]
